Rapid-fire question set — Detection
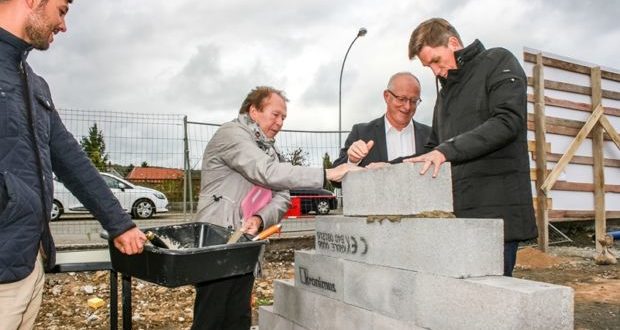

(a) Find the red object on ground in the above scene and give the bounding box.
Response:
[284,196,302,218]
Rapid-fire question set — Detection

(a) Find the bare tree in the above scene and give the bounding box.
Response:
[283,147,309,166]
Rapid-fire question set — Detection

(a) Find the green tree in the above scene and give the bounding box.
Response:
[141,161,149,168]
[80,123,109,171]
[322,152,335,191]
[283,147,309,166]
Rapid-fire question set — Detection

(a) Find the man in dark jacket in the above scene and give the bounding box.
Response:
[0,1,146,328]
[405,18,537,276]
[333,72,431,168]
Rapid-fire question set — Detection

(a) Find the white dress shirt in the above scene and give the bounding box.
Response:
[384,116,416,161]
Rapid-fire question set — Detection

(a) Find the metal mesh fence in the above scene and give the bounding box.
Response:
[52,109,346,228]
[51,109,574,247]
[185,121,342,170]
[58,109,186,169]
[52,109,187,235]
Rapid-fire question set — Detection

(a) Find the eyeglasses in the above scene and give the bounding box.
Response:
[386,90,422,106]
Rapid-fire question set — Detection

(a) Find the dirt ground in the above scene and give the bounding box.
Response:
[36,236,619,330]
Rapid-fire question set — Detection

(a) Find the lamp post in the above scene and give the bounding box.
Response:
[338,27,367,149]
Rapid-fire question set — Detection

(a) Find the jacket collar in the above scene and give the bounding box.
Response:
[438,39,485,87]
[454,39,485,69]
[0,27,33,63]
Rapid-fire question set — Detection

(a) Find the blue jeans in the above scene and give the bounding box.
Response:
[504,241,519,276]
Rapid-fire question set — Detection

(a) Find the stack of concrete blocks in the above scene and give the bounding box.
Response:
[260,163,574,329]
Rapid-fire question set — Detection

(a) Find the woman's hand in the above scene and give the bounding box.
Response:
[325,163,363,182]
[241,215,263,235]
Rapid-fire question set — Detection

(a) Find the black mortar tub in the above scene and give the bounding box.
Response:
[101,222,267,287]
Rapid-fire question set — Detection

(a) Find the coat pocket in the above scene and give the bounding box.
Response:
[0,85,18,138]
[0,172,40,229]
[34,93,53,143]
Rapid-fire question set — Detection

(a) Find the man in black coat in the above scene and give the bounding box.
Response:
[0,1,146,328]
[406,18,537,276]
[333,72,431,168]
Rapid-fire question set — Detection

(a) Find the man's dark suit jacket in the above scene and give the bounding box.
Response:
[333,116,432,167]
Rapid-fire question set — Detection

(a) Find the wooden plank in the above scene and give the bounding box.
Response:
[551,180,620,193]
[540,104,605,193]
[601,70,620,82]
[545,79,590,95]
[532,197,552,210]
[527,114,613,140]
[526,94,620,117]
[527,113,584,129]
[599,114,620,149]
[523,50,620,82]
[548,210,620,221]
[602,90,620,100]
[593,124,606,253]
[526,122,612,141]
[591,67,606,254]
[526,78,620,100]
[523,52,590,75]
[532,152,620,168]
[532,54,549,252]
[527,140,551,153]
[530,169,552,180]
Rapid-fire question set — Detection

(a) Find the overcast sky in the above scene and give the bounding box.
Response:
[29,0,619,131]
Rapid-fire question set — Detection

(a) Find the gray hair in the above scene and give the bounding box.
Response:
[386,72,420,90]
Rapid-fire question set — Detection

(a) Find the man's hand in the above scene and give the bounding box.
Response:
[347,140,374,163]
[241,215,263,235]
[403,150,447,178]
[113,227,147,255]
[326,163,363,182]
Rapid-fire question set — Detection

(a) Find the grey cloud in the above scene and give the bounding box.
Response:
[301,61,340,106]
[165,44,285,113]
[25,0,620,133]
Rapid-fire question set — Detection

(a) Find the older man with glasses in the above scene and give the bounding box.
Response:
[333,72,431,168]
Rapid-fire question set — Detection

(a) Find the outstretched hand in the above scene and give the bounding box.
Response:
[403,150,446,178]
[326,163,363,182]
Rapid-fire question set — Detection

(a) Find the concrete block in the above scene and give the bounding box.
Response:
[273,279,374,330]
[371,312,425,330]
[295,250,344,300]
[342,162,453,216]
[415,274,574,330]
[259,305,294,330]
[343,260,418,321]
[315,216,503,278]
[294,250,420,321]
[274,279,318,329]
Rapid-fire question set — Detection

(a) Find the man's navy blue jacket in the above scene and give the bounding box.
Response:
[0,28,135,283]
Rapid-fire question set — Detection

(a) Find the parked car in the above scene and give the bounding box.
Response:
[51,172,169,221]
[289,188,337,215]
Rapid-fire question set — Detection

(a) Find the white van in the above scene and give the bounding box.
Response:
[51,172,169,220]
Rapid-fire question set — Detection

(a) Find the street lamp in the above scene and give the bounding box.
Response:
[338,27,367,149]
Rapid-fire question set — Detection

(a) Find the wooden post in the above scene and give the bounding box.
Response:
[591,67,605,253]
[533,53,549,252]
[539,104,604,193]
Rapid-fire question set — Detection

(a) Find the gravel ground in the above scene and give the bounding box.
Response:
[35,237,619,329]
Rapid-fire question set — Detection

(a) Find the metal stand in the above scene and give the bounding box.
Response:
[110,270,118,330]
[122,274,132,330]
